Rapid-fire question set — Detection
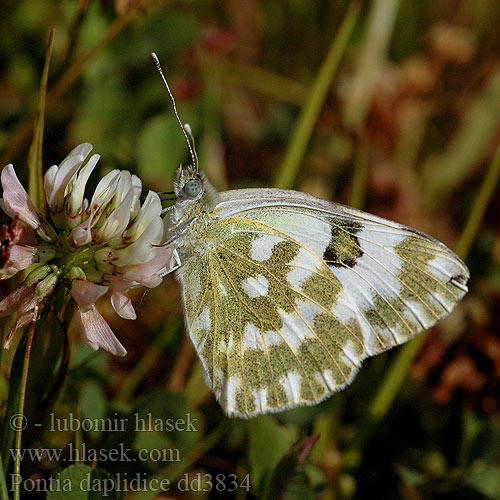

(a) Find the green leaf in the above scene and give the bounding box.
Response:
[47,464,117,500]
[28,27,54,212]
[248,416,296,493]
[465,465,500,499]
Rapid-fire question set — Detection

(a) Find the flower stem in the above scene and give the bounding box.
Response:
[13,307,38,500]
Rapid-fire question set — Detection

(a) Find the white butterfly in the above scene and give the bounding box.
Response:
[161,165,468,418]
[152,54,469,418]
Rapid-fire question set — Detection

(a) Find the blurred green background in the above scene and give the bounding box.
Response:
[1,0,500,499]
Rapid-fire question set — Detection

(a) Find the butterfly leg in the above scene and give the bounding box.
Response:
[156,215,200,248]
[160,248,182,278]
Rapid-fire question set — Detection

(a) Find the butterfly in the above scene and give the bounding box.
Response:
[161,165,468,417]
[152,55,469,418]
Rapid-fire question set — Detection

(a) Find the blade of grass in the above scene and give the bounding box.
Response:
[273,2,360,189]
[223,60,307,106]
[343,0,401,131]
[0,455,8,500]
[262,435,320,500]
[344,138,500,468]
[28,27,54,213]
[422,68,500,202]
[454,140,500,260]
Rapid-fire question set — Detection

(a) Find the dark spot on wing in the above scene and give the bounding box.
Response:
[323,220,364,269]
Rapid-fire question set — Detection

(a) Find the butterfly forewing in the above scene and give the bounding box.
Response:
[175,186,469,417]
[178,218,368,416]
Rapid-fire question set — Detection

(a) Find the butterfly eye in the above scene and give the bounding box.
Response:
[183,179,202,198]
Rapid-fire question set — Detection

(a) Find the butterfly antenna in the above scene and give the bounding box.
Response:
[184,123,199,172]
[150,52,197,170]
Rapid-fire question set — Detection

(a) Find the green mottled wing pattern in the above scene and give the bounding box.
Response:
[178,218,364,417]
[177,200,468,417]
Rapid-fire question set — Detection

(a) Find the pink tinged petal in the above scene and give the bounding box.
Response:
[105,275,138,319]
[75,305,127,356]
[1,286,40,349]
[70,217,93,247]
[104,274,137,290]
[71,279,109,311]
[0,164,40,229]
[111,290,136,320]
[9,245,37,271]
[14,303,39,330]
[0,285,35,316]
[121,245,174,287]
[0,265,20,281]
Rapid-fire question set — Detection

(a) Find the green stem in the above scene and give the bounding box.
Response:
[345,138,500,468]
[454,141,500,260]
[13,309,38,500]
[273,2,360,189]
[0,454,8,500]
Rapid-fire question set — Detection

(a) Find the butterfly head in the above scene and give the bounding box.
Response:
[174,165,203,200]
[173,164,219,207]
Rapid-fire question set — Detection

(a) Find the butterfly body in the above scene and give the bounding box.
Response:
[166,166,469,417]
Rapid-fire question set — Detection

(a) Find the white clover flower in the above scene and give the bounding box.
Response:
[0,143,173,356]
